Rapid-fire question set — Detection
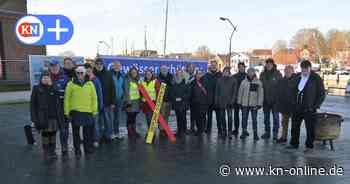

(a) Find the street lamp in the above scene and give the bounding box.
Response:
[97,40,111,56]
[219,17,237,67]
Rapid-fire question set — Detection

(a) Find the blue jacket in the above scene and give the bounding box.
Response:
[91,77,104,111]
[112,71,125,103]
[51,69,69,101]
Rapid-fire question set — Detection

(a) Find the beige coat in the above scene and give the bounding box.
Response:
[237,78,264,107]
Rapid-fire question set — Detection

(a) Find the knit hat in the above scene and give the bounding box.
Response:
[247,67,256,74]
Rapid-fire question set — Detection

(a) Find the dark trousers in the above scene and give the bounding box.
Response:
[241,107,258,132]
[226,107,233,132]
[217,109,227,135]
[41,131,57,155]
[175,109,187,135]
[290,111,316,148]
[72,124,94,154]
[127,112,139,137]
[263,103,280,136]
[193,104,207,133]
[144,111,153,128]
[233,104,241,131]
[206,106,220,133]
[189,105,196,131]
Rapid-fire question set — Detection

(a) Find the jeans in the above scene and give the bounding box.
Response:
[290,111,316,148]
[226,107,233,132]
[113,101,123,135]
[59,118,69,152]
[96,106,113,141]
[241,107,258,132]
[263,103,280,136]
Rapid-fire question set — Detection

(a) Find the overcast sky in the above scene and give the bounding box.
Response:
[27,0,350,57]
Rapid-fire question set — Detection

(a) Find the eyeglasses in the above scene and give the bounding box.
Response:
[76,72,85,75]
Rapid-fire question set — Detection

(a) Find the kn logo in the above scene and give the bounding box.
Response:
[15,15,74,45]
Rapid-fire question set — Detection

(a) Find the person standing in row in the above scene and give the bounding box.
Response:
[183,63,196,134]
[141,69,160,128]
[111,61,125,140]
[64,66,97,158]
[203,60,222,134]
[85,64,104,148]
[190,71,208,136]
[237,68,264,140]
[63,57,76,79]
[94,58,116,144]
[48,60,70,156]
[232,62,247,136]
[276,65,296,143]
[31,71,63,160]
[214,66,237,139]
[124,67,141,139]
[170,69,190,137]
[260,58,282,140]
[288,60,326,152]
[157,65,174,136]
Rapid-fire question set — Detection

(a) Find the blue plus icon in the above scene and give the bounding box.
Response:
[47,19,69,41]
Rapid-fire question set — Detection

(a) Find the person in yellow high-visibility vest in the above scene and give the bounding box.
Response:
[123,67,141,138]
[140,69,161,127]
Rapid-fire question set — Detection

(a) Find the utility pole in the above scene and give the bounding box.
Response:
[144,25,148,56]
[163,0,169,56]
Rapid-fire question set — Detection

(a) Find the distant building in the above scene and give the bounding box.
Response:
[273,49,299,65]
[168,52,193,59]
[249,49,272,67]
[131,50,158,57]
[0,0,46,81]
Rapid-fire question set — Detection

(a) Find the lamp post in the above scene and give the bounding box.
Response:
[219,17,237,67]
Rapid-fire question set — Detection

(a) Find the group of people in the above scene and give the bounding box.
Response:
[30,56,326,160]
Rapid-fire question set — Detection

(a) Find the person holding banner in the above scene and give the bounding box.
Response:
[111,61,126,140]
[124,67,142,139]
[141,69,161,128]
[30,71,62,160]
[94,58,116,144]
[48,60,70,156]
[157,65,174,137]
[190,71,208,136]
[64,66,98,157]
[170,69,191,137]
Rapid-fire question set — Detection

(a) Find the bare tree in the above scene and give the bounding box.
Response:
[327,29,349,58]
[195,45,211,59]
[291,28,328,58]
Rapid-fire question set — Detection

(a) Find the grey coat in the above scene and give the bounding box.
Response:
[214,76,237,109]
[237,78,264,107]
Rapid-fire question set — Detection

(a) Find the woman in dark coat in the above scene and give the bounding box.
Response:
[170,68,190,137]
[30,71,63,160]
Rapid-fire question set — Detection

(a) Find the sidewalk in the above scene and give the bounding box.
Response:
[0,90,31,104]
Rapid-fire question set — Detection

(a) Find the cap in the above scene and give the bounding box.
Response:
[49,60,60,65]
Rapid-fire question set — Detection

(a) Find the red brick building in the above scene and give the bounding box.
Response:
[0,0,46,81]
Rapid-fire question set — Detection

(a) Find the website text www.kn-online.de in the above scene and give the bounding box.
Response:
[218,164,345,177]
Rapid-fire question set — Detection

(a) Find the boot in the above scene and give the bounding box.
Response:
[48,144,58,160]
[240,130,249,139]
[231,129,239,136]
[276,138,287,143]
[254,132,259,141]
[261,132,270,139]
[61,144,68,157]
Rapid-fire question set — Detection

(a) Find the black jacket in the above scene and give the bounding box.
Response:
[276,74,297,114]
[214,76,237,109]
[260,67,283,105]
[157,72,174,102]
[170,79,190,110]
[94,68,116,106]
[203,71,222,106]
[30,84,64,130]
[233,72,247,90]
[291,72,326,112]
[190,78,209,107]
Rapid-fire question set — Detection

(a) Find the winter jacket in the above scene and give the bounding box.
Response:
[290,72,326,112]
[50,69,69,101]
[64,79,98,117]
[124,77,141,112]
[237,78,264,107]
[259,68,282,105]
[90,77,104,112]
[202,71,222,106]
[276,74,296,114]
[157,72,174,102]
[94,67,116,106]
[232,72,247,101]
[112,71,125,103]
[214,76,237,109]
[170,79,190,111]
[183,71,195,85]
[140,79,161,114]
[30,84,64,130]
[190,78,209,107]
